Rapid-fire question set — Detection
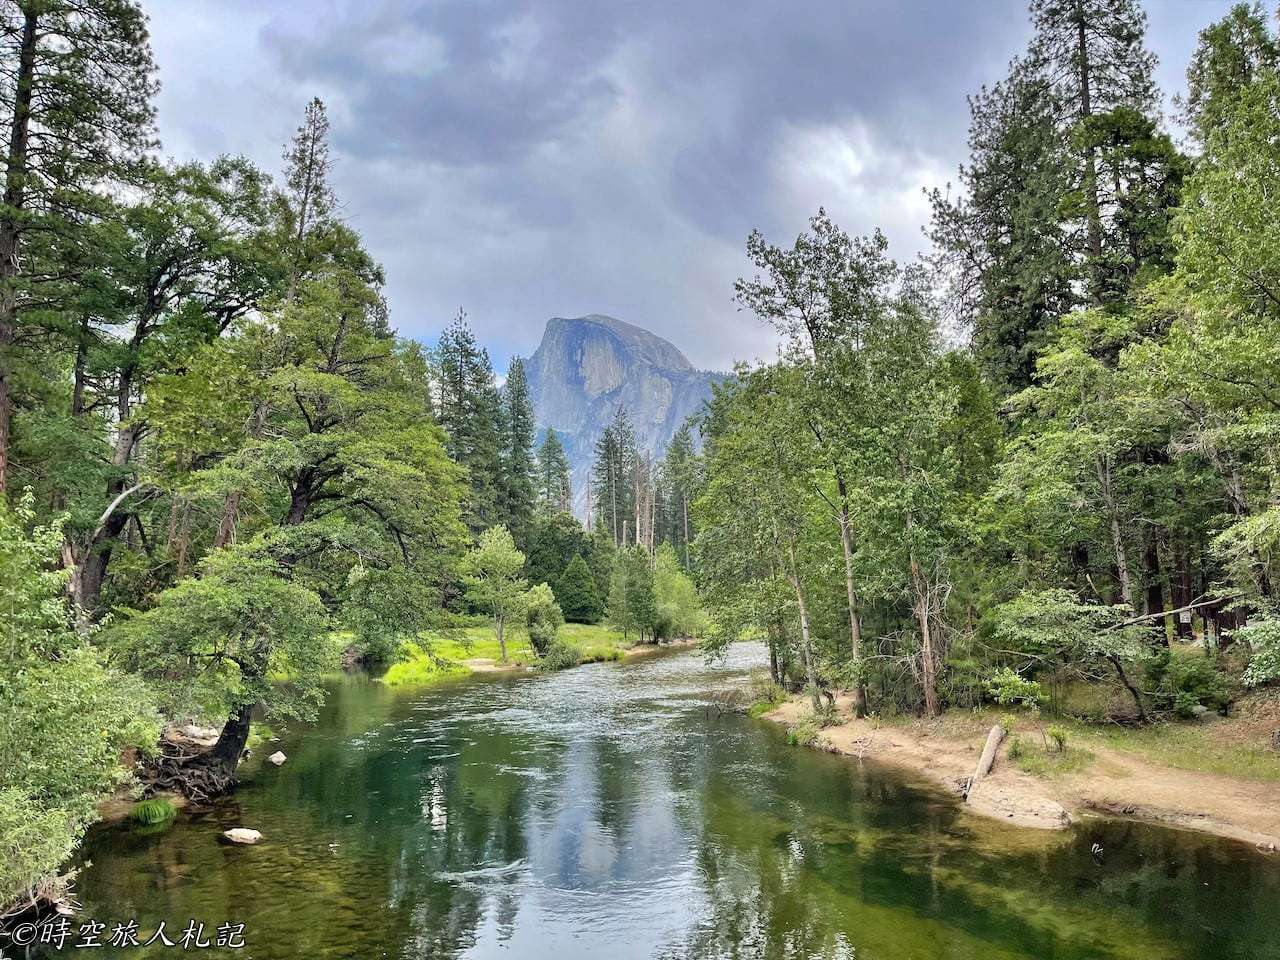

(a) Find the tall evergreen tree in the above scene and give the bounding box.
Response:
[537,428,572,513]
[1180,2,1280,146]
[499,357,536,549]
[555,552,603,623]
[0,0,158,493]
[662,423,698,566]
[436,313,504,532]
[929,64,1077,393]
[592,407,637,546]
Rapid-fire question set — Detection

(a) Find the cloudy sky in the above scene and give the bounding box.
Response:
[146,0,1234,373]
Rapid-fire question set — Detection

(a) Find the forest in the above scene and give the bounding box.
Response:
[3,0,1280,943]
[0,0,703,916]
[695,0,1280,730]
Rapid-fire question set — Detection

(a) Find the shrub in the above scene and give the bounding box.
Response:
[524,583,564,656]
[1149,649,1230,717]
[538,639,581,672]
[787,717,821,748]
[747,669,785,707]
[1007,734,1025,760]
[0,495,161,907]
[1238,618,1280,687]
[131,798,177,825]
[1046,724,1068,753]
[984,667,1046,709]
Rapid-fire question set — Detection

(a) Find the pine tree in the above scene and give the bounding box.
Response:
[0,0,158,493]
[500,357,536,550]
[929,63,1077,393]
[662,423,698,566]
[592,407,637,546]
[555,552,602,623]
[537,428,572,512]
[282,97,336,300]
[931,0,1179,392]
[436,312,504,532]
[1180,2,1279,146]
[1026,0,1164,304]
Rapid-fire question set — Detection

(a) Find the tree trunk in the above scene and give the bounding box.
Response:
[0,8,38,494]
[497,614,507,662]
[1144,534,1167,646]
[1106,652,1147,723]
[784,539,821,711]
[835,476,868,717]
[1173,537,1193,640]
[208,702,254,773]
[682,494,690,568]
[75,423,143,616]
[1096,455,1133,607]
[911,549,941,718]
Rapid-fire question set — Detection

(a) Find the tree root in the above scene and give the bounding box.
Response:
[140,746,237,804]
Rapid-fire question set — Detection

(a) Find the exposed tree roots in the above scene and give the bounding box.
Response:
[140,745,237,803]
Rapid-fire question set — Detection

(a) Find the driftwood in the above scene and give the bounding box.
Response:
[963,724,1005,801]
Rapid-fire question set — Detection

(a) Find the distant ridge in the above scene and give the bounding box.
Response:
[524,315,724,517]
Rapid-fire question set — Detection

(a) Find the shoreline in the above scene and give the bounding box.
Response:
[458,636,700,674]
[761,694,1280,850]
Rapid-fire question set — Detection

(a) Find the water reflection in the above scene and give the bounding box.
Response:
[53,645,1280,960]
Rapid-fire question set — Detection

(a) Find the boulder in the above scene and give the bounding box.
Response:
[268,751,287,766]
[222,828,262,845]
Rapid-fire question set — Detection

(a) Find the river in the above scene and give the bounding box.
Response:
[41,643,1280,959]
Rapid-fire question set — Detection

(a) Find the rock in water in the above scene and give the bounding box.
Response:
[525,315,726,517]
[222,828,262,845]
[268,751,287,766]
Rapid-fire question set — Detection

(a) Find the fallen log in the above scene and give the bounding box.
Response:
[964,724,1005,801]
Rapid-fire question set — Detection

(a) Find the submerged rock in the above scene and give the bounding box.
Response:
[222,828,262,845]
[268,751,287,766]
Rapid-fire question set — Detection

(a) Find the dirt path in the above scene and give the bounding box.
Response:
[764,695,1280,848]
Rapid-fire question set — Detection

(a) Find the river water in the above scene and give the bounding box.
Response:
[45,643,1280,959]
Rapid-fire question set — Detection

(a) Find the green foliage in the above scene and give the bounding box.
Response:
[1007,734,1025,761]
[524,583,564,656]
[536,428,572,513]
[555,552,603,623]
[0,495,161,906]
[1237,618,1280,687]
[538,639,581,672]
[464,526,528,661]
[110,542,334,725]
[1148,649,1231,718]
[499,358,537,550]
[1046,724,1068,753]
[787,718,822,748]
[747,669,786,708]
[653,544,704,639]
[130,798,177,825]
[984,667,1046,709]
[607,546,656,641]
[527,510,588,594]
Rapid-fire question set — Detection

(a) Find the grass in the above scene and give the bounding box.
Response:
[915,701,1280,784]
[131,797,177,825]
[381,622,632,687]
[1065,718,1280,783]
[1012,742,1096,778]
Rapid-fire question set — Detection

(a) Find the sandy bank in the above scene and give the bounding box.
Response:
[763,694,1280,849]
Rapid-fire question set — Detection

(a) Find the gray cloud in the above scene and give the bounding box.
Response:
[146,0,1234,372]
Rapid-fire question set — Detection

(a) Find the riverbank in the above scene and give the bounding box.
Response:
[763,693,1280,848]
[381,624,699,685]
